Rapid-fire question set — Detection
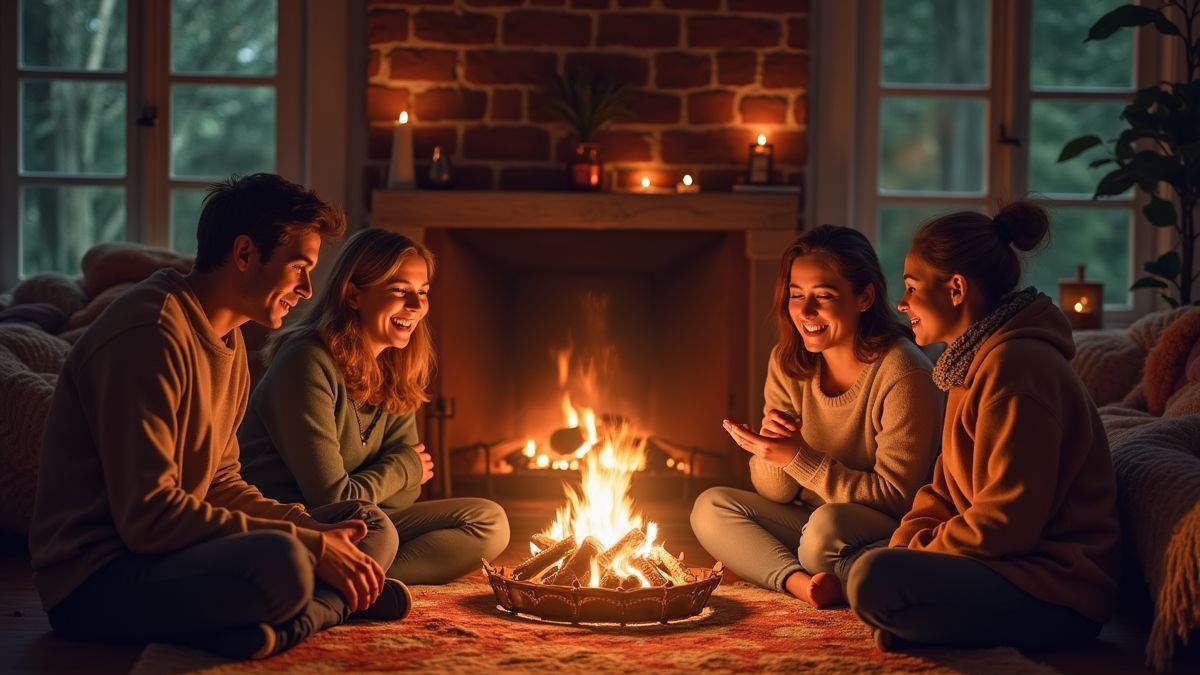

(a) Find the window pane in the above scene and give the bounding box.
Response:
[1027,207,1130,306]
[877,204,975,303]
[171,0,277,76]
[1030,100,1127,197]
[20,0,126,71]
[21,80,126,176]
[881,0,988,87]
[170,189,208,255]
[21,185,125,275]
[171,84,275,179]
[879,97,986,194]
[1032,0,1134,90]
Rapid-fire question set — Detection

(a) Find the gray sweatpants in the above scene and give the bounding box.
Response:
[846,547,1101,649]
[690,486,897,592]
[386,497,510,584]
[47,500,397,654]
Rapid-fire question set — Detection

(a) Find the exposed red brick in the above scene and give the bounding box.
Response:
[528,91,559,123]
[793,94,806,126]
[464,126,551,160]
[492,89,523,120]
[618,0,652,6]
[414,162,495,189]
[597,14,680,48]
[572,0,608,7]
[368,125,393,160]
[368,10,408,43]
[687,90,735,124]
[413,11,497,44]
[389,49,457,82]
[656,52,711,89]
[621,91,682,124]
[788,17,808,49]
[465,0,521,5]
[414,88,488,120]
[368,50,381,79]
[613,168,678,191]
[530,0,566,5]
[762,52,808,89]
[363,165,387,207]
[662,129,759,164]
[413,125,458,159]
[771,129,808,164]
[688,16,781,48]
[564,53,650,86]
[664,0,719,8]
[499,166,569,190]
[740,96,788,124]
[729,0,809,12]
[786,169,806,187]
[555,130,652,163]
[465,50,557,85]
[717,52,757,85]
[696,169,743,191]
[366,86,411,121]
[502,11,591,47]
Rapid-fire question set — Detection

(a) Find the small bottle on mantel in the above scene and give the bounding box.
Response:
[428,145,453,190]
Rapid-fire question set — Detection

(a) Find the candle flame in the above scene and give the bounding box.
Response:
[682,174,693,186]
[1074,297,1089,313]
[757,134,767,146]
[640,176,651,188]
[398,111,409,124]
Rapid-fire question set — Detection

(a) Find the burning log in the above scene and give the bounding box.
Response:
[618,574,642,590]
[513,537,576,581]
[596,528,647,570]
[649,545,696,584]
[631,556,668,586]
[548,536,603,586]
[531,533,559,550]
[600,569,622,589]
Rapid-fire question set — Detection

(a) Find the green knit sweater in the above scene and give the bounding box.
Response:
[239,335,424,519]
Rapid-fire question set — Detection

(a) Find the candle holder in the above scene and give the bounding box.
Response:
[746,134,774,185]
[1059,265,1103,330]
[676,174,699,194]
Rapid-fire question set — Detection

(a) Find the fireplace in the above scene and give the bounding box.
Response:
[372,190,798,499]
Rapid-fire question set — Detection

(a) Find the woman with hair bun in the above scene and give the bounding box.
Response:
[847,202,1119,650]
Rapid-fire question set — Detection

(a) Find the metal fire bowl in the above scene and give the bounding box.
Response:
[483,563,722,625]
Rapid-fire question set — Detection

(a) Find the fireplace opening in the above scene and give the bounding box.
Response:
[421,227,752,500]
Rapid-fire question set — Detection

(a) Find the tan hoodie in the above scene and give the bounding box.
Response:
[889,294,1120,623]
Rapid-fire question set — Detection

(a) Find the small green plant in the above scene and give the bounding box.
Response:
[539,67,634,143]
[1058,1,1200,307]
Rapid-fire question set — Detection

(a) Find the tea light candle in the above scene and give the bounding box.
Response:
[388,111,415,190]
[747,133,774,185]
[1059,265,1103,330]
[676,173,699,194]
[640,176,651,192]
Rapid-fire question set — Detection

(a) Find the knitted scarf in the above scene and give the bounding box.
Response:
[932,287,1039,391]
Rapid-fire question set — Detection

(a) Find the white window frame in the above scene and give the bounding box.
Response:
[0,0,355,290]
[810,0,1173,325]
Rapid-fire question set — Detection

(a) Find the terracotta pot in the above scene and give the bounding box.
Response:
[567,142,603,191]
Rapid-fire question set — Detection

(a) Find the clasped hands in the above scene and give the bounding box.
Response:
[722,408,803,468]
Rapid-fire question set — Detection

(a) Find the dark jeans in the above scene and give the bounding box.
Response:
[387,497,510,584]
[48,500,398,653]
[846,547,1101,650]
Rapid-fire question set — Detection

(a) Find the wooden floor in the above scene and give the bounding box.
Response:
[2,497,1196,674]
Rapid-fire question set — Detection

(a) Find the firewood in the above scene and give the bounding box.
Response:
[618,574,641,590]
[547,536,603,586]
[600,569,622,589]
[597,527,646,570]
[649,545,696,584]
[631,556,668,586]
[513,537,576,581]
[531,533,558,550]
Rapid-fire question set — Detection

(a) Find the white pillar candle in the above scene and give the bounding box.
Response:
[388,111,415,190]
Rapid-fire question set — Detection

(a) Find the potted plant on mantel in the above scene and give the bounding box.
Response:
[1058,0,1200,307]
[539,67,634,191]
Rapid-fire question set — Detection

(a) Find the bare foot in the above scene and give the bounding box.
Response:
[783,570,844,608]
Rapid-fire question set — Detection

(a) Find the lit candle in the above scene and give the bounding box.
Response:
[388,111,415,190]
[747,133,774,185]
[676,173,699,194]
[640,176,651,191]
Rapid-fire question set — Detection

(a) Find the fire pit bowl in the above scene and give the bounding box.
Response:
[483,560,722,625]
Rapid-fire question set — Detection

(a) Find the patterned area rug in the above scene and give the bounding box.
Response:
[133,575,1058,674]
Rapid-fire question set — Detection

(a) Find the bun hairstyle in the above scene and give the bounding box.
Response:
[910,201,1050,309]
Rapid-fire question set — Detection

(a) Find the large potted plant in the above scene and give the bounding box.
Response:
[1058,1,1200,307]
[539,67,634,191]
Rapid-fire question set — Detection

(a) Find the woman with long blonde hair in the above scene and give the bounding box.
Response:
[240,228,510,585]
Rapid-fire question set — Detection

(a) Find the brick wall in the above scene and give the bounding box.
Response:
[365,0,808,199]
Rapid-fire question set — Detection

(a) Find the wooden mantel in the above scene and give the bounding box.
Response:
[370,190,799,233]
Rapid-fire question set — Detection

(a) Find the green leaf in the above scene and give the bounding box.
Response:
[1058,135,1103,162]
[1088,158,1114,169]
[1130,276,1169,290]
[1142,195,1177,226]
[1087,5,1159,41]
[1150,11,1182,36]
[1095,166,1138,197]
[1145,250,1181,280]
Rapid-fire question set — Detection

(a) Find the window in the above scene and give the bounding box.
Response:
[1,0,302,287]
[811,0,1166,322]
